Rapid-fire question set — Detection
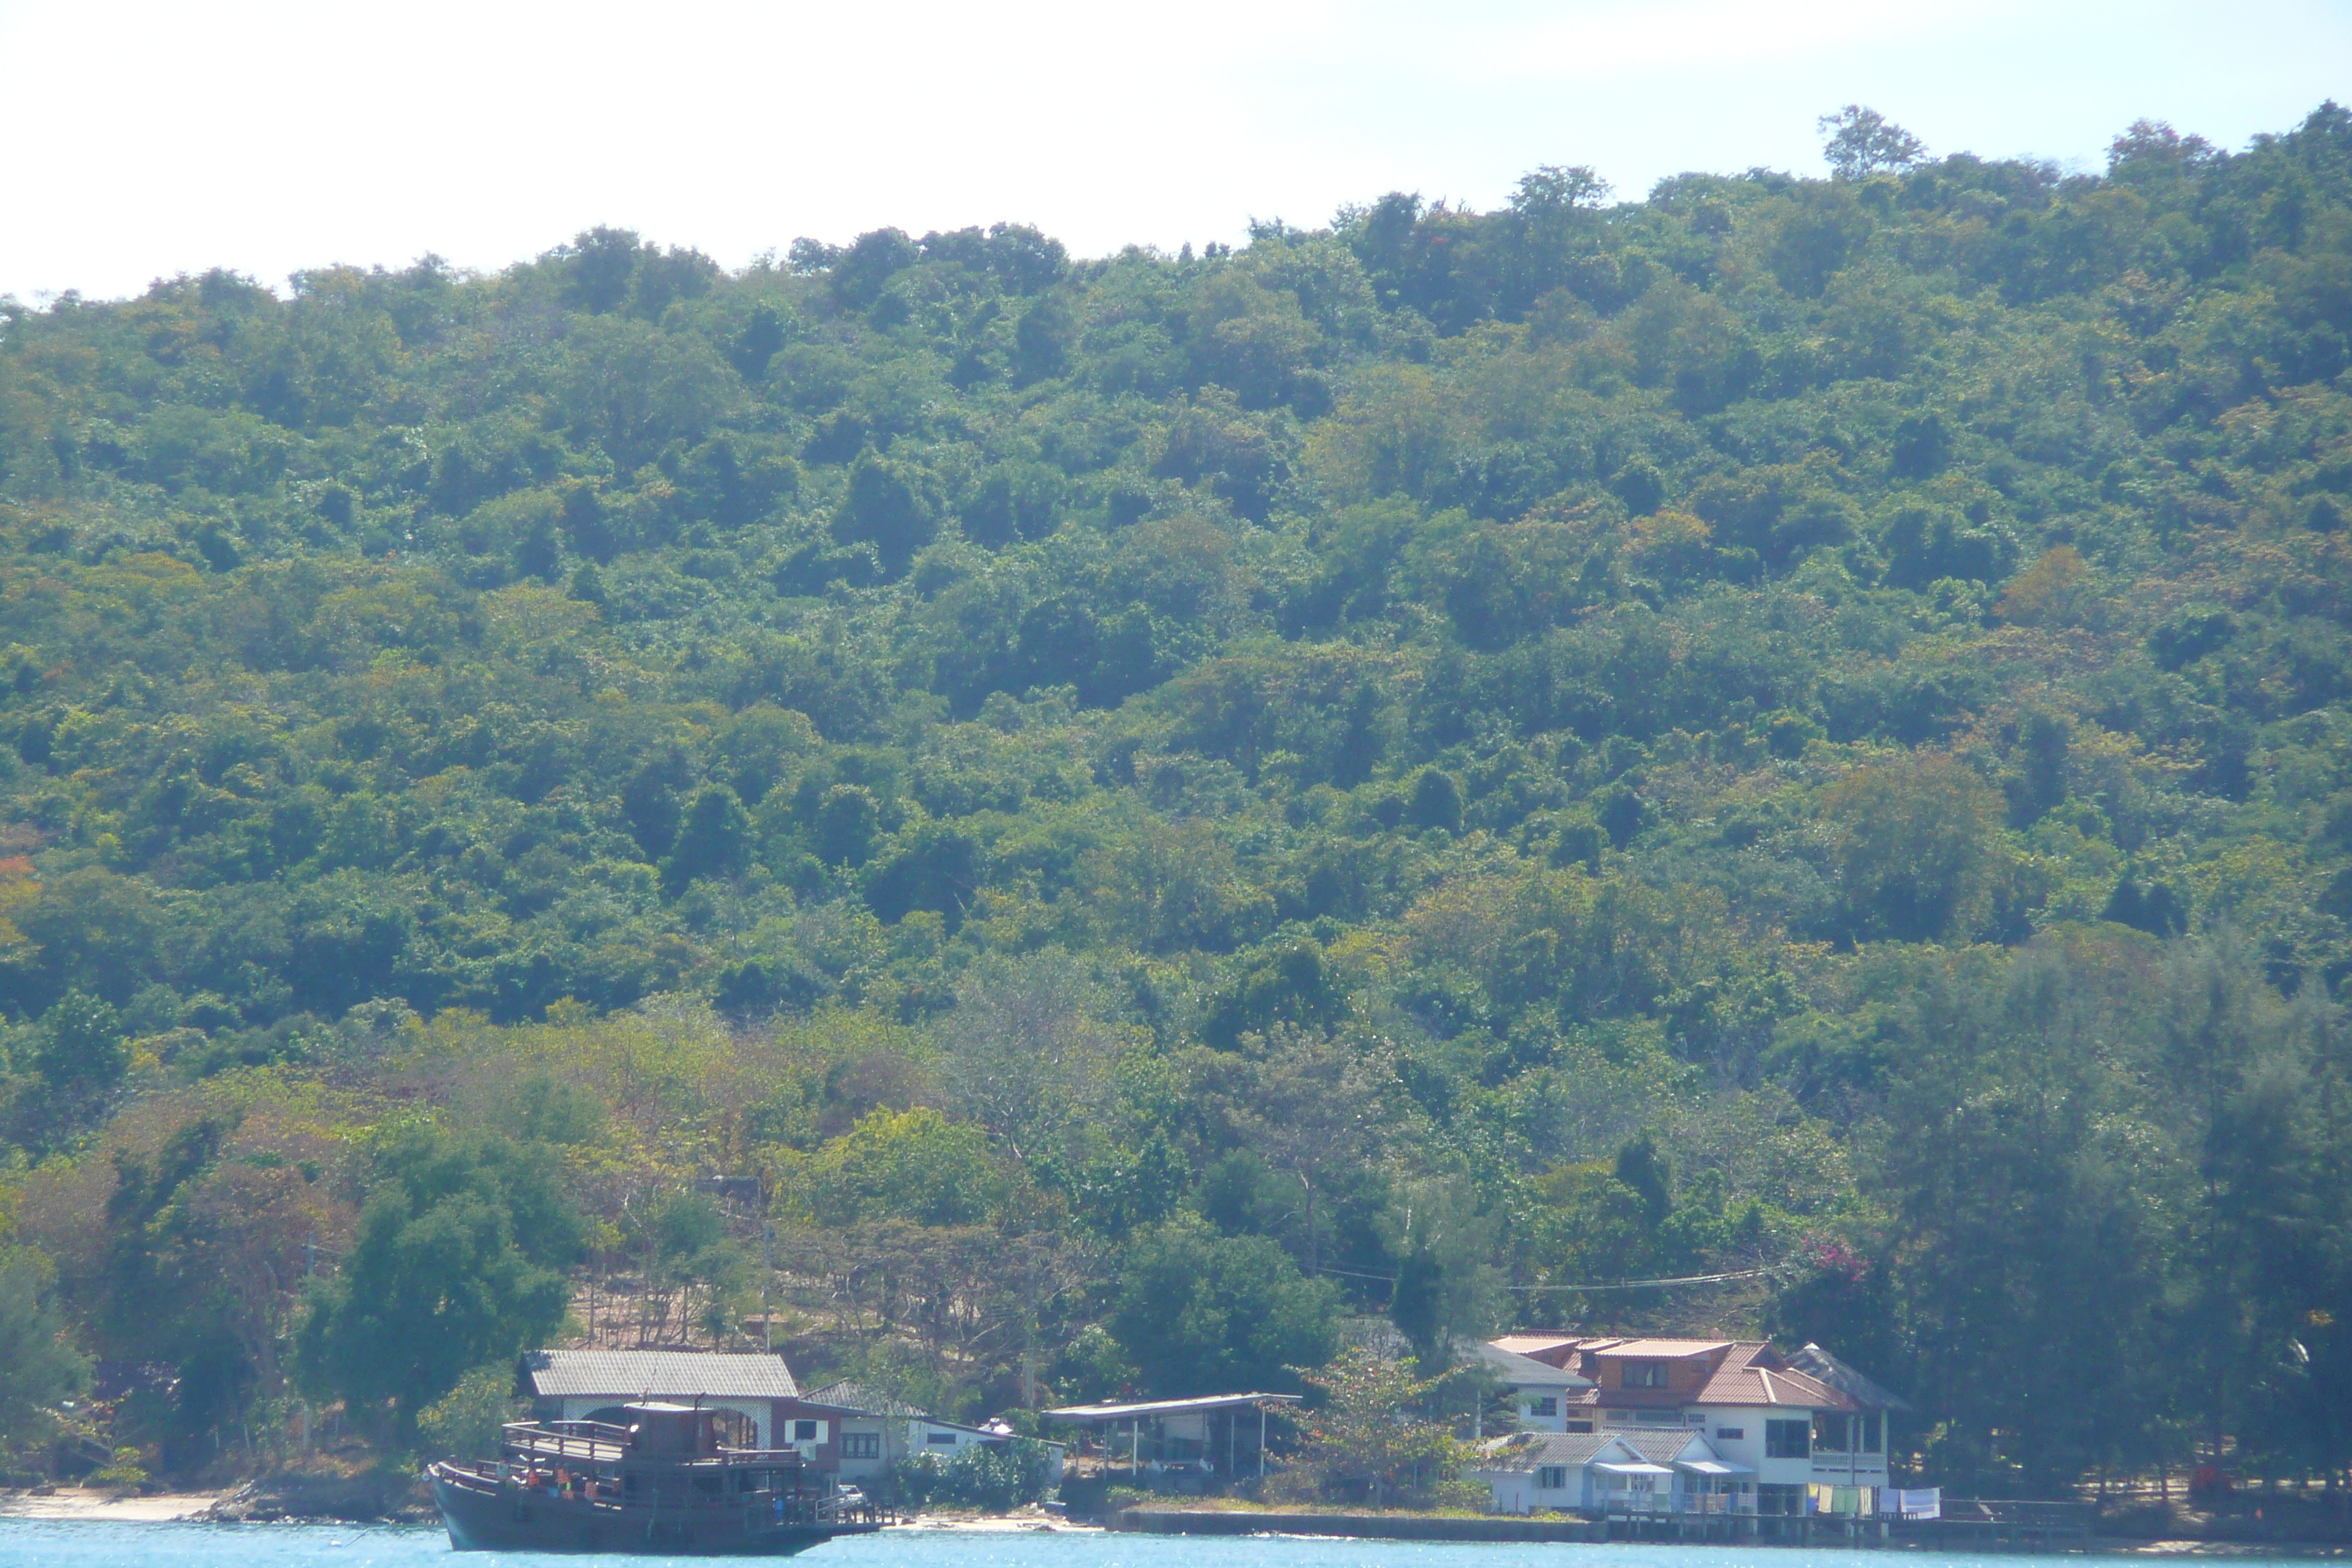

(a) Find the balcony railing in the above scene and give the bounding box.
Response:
[1600,1493,1757,1518]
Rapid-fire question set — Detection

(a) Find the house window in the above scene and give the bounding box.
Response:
[1624,1361,1670,1389]
[1812,1412,1850,1452]
[1565,1421,1593,1434]
[794,1420,821,1442]
[1529,1396,1558,1417]
[1859,1413,1882,1454]
[927,1431,960,1447]
[1765,1419,1811,1459]
[1716,1428,1745,1441]
[841,1433,881,1460]
[1537,1466,1568,1490]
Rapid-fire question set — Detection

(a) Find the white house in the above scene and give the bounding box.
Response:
[1474,1336,1907,1519]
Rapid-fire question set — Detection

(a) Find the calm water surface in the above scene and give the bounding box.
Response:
[0,1522,2095,1568]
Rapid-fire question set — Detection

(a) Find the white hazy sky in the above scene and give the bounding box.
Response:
[1,0,2345,304]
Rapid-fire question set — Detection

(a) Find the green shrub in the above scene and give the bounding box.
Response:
[892,1438,1058,1511]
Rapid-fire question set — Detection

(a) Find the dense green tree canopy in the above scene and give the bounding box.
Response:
[0,104,2349,1498]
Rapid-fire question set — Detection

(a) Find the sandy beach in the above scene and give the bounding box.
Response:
[0,1487,227,1523]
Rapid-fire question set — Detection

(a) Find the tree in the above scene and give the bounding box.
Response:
[1107,1218,1338,1396]
[812,784,880,867]
[936,949,1120,1164]
[835,452,938,575]
[1275,1346,1469,1507]
[297,1128,579,1431]
[1819,105,1926,179]
[0,1248,88,1444]
[1823,755,2003,943]
[664,784,751,889]
[33,990,127,1089]
[1238,1032,1392,1275]
[799,1108,1001,1229]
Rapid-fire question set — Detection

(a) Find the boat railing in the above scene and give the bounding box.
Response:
[502,1421,631,1463]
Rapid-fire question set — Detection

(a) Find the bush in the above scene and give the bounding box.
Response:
[892,1438,1059,1512]
[418,1363,529,1460]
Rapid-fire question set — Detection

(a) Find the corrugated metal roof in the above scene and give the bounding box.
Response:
[523,1350,798,1401]
[1588,1338,1733,1358]
[1488,1334,1585,1362]
[1479,1343,1594,1387]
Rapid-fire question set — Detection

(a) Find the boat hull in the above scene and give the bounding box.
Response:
[429,1468,883,1556]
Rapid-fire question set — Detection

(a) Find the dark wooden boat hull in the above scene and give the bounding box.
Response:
[429,1469,883,1556]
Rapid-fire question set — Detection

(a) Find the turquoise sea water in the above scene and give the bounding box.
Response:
[0,1523,2093,1568]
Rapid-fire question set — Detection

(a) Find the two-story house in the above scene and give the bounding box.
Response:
[1480,1335,1906,1518]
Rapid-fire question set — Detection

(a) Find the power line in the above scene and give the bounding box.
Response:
[1316,1263,1784,1292]
[1505,1266,1783,1292]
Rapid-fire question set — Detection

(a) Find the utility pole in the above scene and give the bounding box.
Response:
[760,1172,775,1354]
[299,1233,316,1458]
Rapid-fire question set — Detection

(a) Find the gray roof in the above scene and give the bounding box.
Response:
[802,1380,929,1419]
[1786,1342,1911,1412]
[524,1350,798,1401]
[1471,1431,1619,1474]
[1617,1428,1711,1463]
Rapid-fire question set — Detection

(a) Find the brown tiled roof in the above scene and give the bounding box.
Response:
[1692,1343,1851,1409]
[1486,1335,1900,1413]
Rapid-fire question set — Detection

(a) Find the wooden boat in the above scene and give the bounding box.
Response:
[426,1400,891,1555]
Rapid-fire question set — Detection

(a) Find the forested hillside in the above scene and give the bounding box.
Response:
[1,105,2349,1497]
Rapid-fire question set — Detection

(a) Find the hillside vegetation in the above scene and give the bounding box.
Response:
[0,105,2348,1496]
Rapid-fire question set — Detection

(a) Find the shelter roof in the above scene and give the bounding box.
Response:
[1046,1393,1302,1421]
[1784,1342,1912,1412]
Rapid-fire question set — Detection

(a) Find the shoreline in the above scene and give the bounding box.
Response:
[3,1491,2343,1557]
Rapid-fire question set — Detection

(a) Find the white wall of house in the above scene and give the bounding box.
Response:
[1692,1405,1888,1493]
[1514,1390,1574,1433]
[1476,1463,1588,1515]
